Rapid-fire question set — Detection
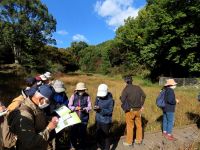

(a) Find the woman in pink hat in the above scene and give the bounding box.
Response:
[162,79,178,141]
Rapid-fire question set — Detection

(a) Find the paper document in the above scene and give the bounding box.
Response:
[55,106,81,133]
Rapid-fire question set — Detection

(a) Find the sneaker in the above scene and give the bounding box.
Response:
[123,142,132,146]
[166,134,175,141]
[162,131,168,137]
[134,140,142,145]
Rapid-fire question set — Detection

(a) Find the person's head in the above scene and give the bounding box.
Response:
[164,79,177,89]
[35,76,42,86]
[97,84,108,98]
[75,82,87,96]
[52,80,66,93]
[124,75,132,84]
[40,74,49,84]
[44,72,51,79]
[31,85,54,109]
[25,77,36,88]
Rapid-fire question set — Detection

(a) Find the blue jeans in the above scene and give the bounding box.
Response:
[162,112,174,134]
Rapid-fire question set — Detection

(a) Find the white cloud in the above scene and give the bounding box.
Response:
[72,34,88,42]
[95,0,141,29]
[56,39,63,44]
[57,30,68,35]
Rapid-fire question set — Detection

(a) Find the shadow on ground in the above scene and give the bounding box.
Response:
[186,112,200,128]
[86,116,148,150]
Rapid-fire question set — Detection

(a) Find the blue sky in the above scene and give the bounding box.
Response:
[41,0,146,48]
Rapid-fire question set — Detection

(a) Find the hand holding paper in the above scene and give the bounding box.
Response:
[55,106,81,133]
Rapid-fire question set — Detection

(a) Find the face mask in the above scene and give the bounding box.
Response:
[78,92,84,96]
[170,85,176,89]
[38,101,49,109]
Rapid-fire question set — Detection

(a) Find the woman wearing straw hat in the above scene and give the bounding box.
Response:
[162,79,178,141]
[68,82,92,149]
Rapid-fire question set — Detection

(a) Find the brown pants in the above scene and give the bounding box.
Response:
[125,110,142,144]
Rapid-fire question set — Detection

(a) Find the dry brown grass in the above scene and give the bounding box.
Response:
[57,73,200,132]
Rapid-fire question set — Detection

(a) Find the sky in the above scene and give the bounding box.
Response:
[41,0,147,48]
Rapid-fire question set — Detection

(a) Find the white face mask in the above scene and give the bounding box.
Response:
[170,85,176,89]
[78,92,84,96]
[38,101,49,109]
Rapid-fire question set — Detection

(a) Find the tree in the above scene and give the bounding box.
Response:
[68,41,89,63]
[116,0,200,79]
[0,0,56,64]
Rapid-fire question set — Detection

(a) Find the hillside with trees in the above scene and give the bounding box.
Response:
[0,0,200,80]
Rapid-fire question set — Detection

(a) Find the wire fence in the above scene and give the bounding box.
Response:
[159,77,200,88]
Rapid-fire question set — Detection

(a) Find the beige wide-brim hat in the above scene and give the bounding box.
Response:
[75,82,87,90]
[165,79,177,86]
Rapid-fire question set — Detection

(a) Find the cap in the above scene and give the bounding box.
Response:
[38,85,54,100]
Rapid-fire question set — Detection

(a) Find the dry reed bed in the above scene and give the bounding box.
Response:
[58,74,200,132]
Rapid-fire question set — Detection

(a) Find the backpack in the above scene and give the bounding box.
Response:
[0,105,34,148]
[156,89,166,108]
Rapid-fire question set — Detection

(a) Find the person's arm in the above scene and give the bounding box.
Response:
[99,99,114,116]
[166,89,176,105]
[120,87,128,103]
[139,87,146,105]
[83,96,92,113]
[68,94,75,111]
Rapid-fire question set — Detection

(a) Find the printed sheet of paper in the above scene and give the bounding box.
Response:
[55,106,81,133]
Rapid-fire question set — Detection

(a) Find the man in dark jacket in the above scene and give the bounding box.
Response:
[120,76,146,146]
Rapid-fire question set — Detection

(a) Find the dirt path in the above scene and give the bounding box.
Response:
[111,124,200,150]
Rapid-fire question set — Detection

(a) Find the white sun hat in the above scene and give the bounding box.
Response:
[44,72,51,78]
[97,84,108,97]
[75,82,87,91]
[52,80,66,93]
[39,74,47,81]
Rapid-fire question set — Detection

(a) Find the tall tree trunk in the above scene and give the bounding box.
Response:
[13,44,19,64]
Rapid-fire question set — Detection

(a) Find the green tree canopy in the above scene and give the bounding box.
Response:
[0,0,56,65]
[116,0,200,79]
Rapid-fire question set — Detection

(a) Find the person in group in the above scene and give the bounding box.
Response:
[35,75,43,86]
[162,79,178,141]
[94,84,114,150]
[44,72,54,85]
[40,74,49,85]
[22,77,37,98]
[51,80,73,149]
[8,84,59,150]
[0,101,6,113]
[44,72,51,79]
[0,101,6,149]
[120,75,146,146]
[52,80,68,108]
[68,82,92,149]
[24,77,37,90]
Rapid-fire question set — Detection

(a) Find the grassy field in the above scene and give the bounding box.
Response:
[56,73,200,133]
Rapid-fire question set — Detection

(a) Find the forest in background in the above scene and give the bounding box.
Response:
[0,0,200,80]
